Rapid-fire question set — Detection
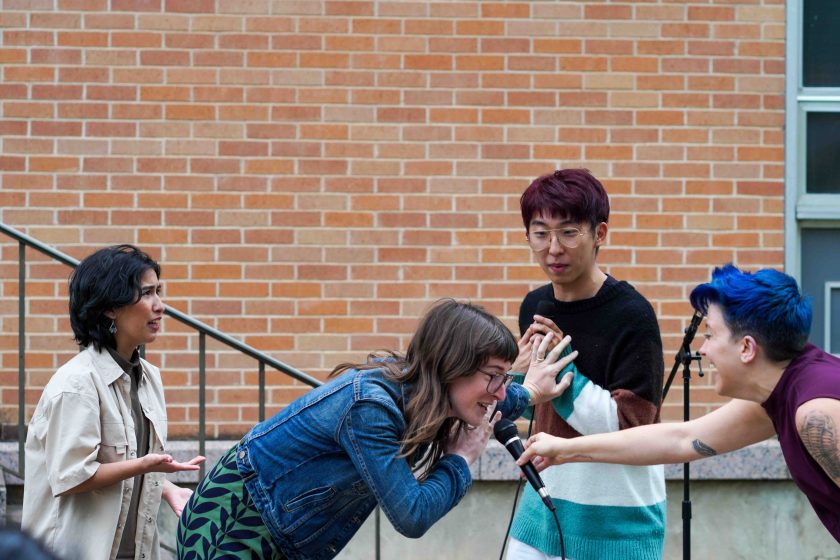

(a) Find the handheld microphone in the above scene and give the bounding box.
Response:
[493,418,555,511]
[535,299,555,319]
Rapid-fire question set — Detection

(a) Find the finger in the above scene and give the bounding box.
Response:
[545,334,571,360]
[521,325,538,341]
[554,371,574,395]
[533,316,564,336]
[537,331,554,356]
[553,349,579,371]
[531,457,551,472]
[517,446,536,465]
[482,403,495,420]
[530,335,544,360]
[188,456,206,465]
[488,410,502,427]
[527,322,551,337]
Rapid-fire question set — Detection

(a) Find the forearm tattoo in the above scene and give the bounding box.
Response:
[799,411,840,480]
[692,439,717,457]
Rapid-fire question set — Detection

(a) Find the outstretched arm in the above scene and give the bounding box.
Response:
[59,454,205,496]
[797,397,840,489]
[519,399,776,469]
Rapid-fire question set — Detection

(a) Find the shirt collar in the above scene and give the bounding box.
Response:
[87,345,143,385]
[106,346,141,374]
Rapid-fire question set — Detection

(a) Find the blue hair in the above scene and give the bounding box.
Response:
[689,264,812,362]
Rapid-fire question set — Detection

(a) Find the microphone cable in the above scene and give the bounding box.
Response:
[497,415,566,560]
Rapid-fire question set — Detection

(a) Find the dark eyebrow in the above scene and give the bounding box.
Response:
[529,219,576,228]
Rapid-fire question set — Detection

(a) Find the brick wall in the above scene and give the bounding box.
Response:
[0,0,785,438]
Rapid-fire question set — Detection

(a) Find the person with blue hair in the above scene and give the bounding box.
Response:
[517,264,840,544]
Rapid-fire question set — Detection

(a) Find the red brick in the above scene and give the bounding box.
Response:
[112,0,161,10]
[482,3,530,18]
[0,0,791,431]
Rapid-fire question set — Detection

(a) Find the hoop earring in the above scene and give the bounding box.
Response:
[109,320,117,335]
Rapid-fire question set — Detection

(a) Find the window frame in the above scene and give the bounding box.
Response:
[784,1,840,279]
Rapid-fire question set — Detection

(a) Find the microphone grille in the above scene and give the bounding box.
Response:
[493,418,519,442]
[535,300,555,318]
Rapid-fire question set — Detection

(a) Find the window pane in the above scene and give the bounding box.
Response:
[806,112,840,194]
[801,228,840,352]
[803,0,840,86]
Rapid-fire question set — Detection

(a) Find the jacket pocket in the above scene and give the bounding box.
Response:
[98,422,128,463]
[283,485,336,513]
[284,483,371,550]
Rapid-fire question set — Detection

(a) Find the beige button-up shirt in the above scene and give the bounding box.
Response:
[22,345,169,560]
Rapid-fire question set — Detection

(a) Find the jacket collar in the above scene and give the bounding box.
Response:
[84,344,147,385]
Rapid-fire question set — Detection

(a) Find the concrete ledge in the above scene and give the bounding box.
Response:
[0,437,790,486]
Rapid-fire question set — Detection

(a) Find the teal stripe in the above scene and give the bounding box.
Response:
[553,363,588,420]
[511,488,666,559]
[510,344,581,421]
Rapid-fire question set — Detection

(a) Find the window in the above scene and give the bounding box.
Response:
[802,0,840,87]
[786,1,840,353]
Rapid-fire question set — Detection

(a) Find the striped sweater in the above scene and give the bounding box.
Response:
[510,277,666,560]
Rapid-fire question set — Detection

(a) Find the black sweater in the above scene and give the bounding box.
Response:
[519,276,664,437]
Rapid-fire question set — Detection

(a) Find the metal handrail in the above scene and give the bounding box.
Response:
[1,222,321,479]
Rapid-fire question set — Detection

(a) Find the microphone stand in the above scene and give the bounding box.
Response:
[662,310,704,560]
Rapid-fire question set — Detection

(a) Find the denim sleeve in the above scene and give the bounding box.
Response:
[339,399,471,539]
[495,381,531,420]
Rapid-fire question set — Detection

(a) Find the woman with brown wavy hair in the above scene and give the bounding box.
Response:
[177,298,576,560]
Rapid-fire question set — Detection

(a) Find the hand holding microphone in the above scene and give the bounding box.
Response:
[510,300,564,373]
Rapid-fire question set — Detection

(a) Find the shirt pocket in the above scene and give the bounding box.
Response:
[145,410,167,450]
[98,422,128,464]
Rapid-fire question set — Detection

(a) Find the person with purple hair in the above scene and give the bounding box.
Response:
[506,169,666,559]
[519,264,840,544]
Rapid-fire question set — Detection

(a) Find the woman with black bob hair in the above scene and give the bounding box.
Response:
[177,298,578,560]
[22,244,204,560]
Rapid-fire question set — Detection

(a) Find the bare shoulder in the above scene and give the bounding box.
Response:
[796,398,840,483]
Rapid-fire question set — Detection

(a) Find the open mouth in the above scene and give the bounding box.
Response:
[477,401,495,413]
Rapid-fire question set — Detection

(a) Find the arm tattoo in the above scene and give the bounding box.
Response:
[799,411,840,480]
[692,439,717,457]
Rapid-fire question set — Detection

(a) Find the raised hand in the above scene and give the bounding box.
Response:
[142,454,205,474]
[521,331,578,405]
[510,315,565,373]
[447,409,502,465]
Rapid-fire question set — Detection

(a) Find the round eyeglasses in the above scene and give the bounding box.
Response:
[481,370,514,394]
[526,227,587,252]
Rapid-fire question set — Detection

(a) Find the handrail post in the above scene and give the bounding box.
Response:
[259,362,266,423]
[199,332,206,480]
[18,242,26,478]
[1,222,322,485]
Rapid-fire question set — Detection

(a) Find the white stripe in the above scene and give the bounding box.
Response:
[543,462,666,507]
[565,380,619,435]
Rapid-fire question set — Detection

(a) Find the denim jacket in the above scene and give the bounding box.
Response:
[236,367,530,559]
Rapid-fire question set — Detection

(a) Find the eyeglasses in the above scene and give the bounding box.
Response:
[526,227,587,251]
[480,370,514,394]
